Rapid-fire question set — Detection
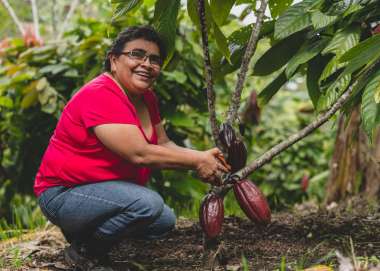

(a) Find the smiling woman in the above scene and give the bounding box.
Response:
[34,26,230,271]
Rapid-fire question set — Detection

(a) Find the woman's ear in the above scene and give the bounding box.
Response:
[109,54,118,73]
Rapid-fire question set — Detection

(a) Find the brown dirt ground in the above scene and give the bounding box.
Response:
[0,196,379,271]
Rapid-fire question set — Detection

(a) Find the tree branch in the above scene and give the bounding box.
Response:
[226,0,268,125]
[57,0,79,41]
[30,0,40,40]
[197,0,221,148]
[1,0,25,35]
[215,82,357,195]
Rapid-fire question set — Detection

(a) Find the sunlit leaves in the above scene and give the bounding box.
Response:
[111,0,143,20]
[210,0,235,26]
[269,0,293,19]
[310,10,337,29]
[340,34,380,76]
[258,71,287,106]
[322,25,361,56]
[274,0,318,40]
[285,37,330,78]
[361,70,380,141]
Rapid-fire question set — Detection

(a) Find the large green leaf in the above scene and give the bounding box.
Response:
[319,56,346,83]
[269,0,293,19]
[253,31,305,76]
[258,71,287,106]
[307,55,331,107]
[274,0,318,40]
[153,0,181,63]
[310,10,337,29]
[340,34,380,76]
[210,0,235,26]
[322,25,361,56]
[112,0,143,20]
[361,70,380,141]
[317,74,351,111]
[285,37,330,78]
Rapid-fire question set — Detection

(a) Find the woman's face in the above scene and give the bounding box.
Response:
[110,39,161,96]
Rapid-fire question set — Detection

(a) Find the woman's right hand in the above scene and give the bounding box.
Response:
[195,148,230,186]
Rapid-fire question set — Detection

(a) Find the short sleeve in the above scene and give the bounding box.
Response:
[145,90,161,125]
[81,87,137,129]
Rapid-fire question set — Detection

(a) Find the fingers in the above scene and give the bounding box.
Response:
[215,153,231,171]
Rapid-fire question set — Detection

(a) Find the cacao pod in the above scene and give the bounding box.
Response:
[199,193,224,238]
[301,174,309,193]
[218,123,236,148]
[233,179,271,224]
[227,139,247,172]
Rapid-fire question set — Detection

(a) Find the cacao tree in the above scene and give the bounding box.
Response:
[112,0,380,240]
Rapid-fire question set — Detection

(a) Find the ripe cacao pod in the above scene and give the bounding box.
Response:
[301,174,309,193]
[218,123,236,148]
[227,139,247,173]
[233,179,271,225]
[199,193,224,238]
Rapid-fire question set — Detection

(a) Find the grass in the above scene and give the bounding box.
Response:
[0,194,47,241]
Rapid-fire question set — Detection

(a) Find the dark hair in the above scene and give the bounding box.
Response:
[104,26,166,72]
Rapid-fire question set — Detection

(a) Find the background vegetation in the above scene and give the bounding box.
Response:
[1,0,379,242]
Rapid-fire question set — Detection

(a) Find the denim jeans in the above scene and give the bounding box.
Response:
[38,180,176,254]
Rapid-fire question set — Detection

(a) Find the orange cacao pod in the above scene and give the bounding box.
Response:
[233,179,271,224]
[199,193,224,238]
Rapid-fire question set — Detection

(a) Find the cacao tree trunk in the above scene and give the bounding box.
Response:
[325,107,380,203]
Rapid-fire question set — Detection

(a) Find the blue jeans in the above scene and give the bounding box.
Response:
[38,181,176,254]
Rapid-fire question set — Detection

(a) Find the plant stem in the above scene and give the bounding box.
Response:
[30,0,40,40]
[226,0,268,125]
[197,0,221,149]
[1,0,25,35]
[57,0,79,40]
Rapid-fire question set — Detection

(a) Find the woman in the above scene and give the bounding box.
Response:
[35,26,229,270]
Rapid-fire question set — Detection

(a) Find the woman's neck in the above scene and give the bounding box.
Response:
[104,72,142,103]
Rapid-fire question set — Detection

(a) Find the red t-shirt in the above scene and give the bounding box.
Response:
[33,73,161,197]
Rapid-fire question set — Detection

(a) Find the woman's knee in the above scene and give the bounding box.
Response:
[134,190,165,221]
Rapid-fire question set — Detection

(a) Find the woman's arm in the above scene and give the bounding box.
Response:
[93,123,228,182]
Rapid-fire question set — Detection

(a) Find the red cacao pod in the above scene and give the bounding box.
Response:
[199,193,224,238]
[227,139,248,172]
[233,179,271,225]
[218,123,236,149]
[301,174,309,193]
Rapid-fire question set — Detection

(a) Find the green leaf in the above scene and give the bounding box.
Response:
[210,0,235,26]
[361,70,380,141]
[153,0,181,63]
[319,56,346,83]
[274,0,317,40]
[310,10,337,29]
[269,0,293,19]
[213,23,230,62]
[169,111,194,127]
[322,25,361,56]
[253,31,305,76]
[307,55,330,107]
[340,34,380,76]
[317,74,351,111]
[39,64,69,75]
[0,96,13,108]
[228,21,274,46]
[21,91,38,109]
[258,71,287,106]
[112,0,143,20]
[285,37,329,78]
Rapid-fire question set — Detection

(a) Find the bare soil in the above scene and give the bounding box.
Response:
[1,196,379,270]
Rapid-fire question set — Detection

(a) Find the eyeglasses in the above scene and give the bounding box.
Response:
[121,49,162,67]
